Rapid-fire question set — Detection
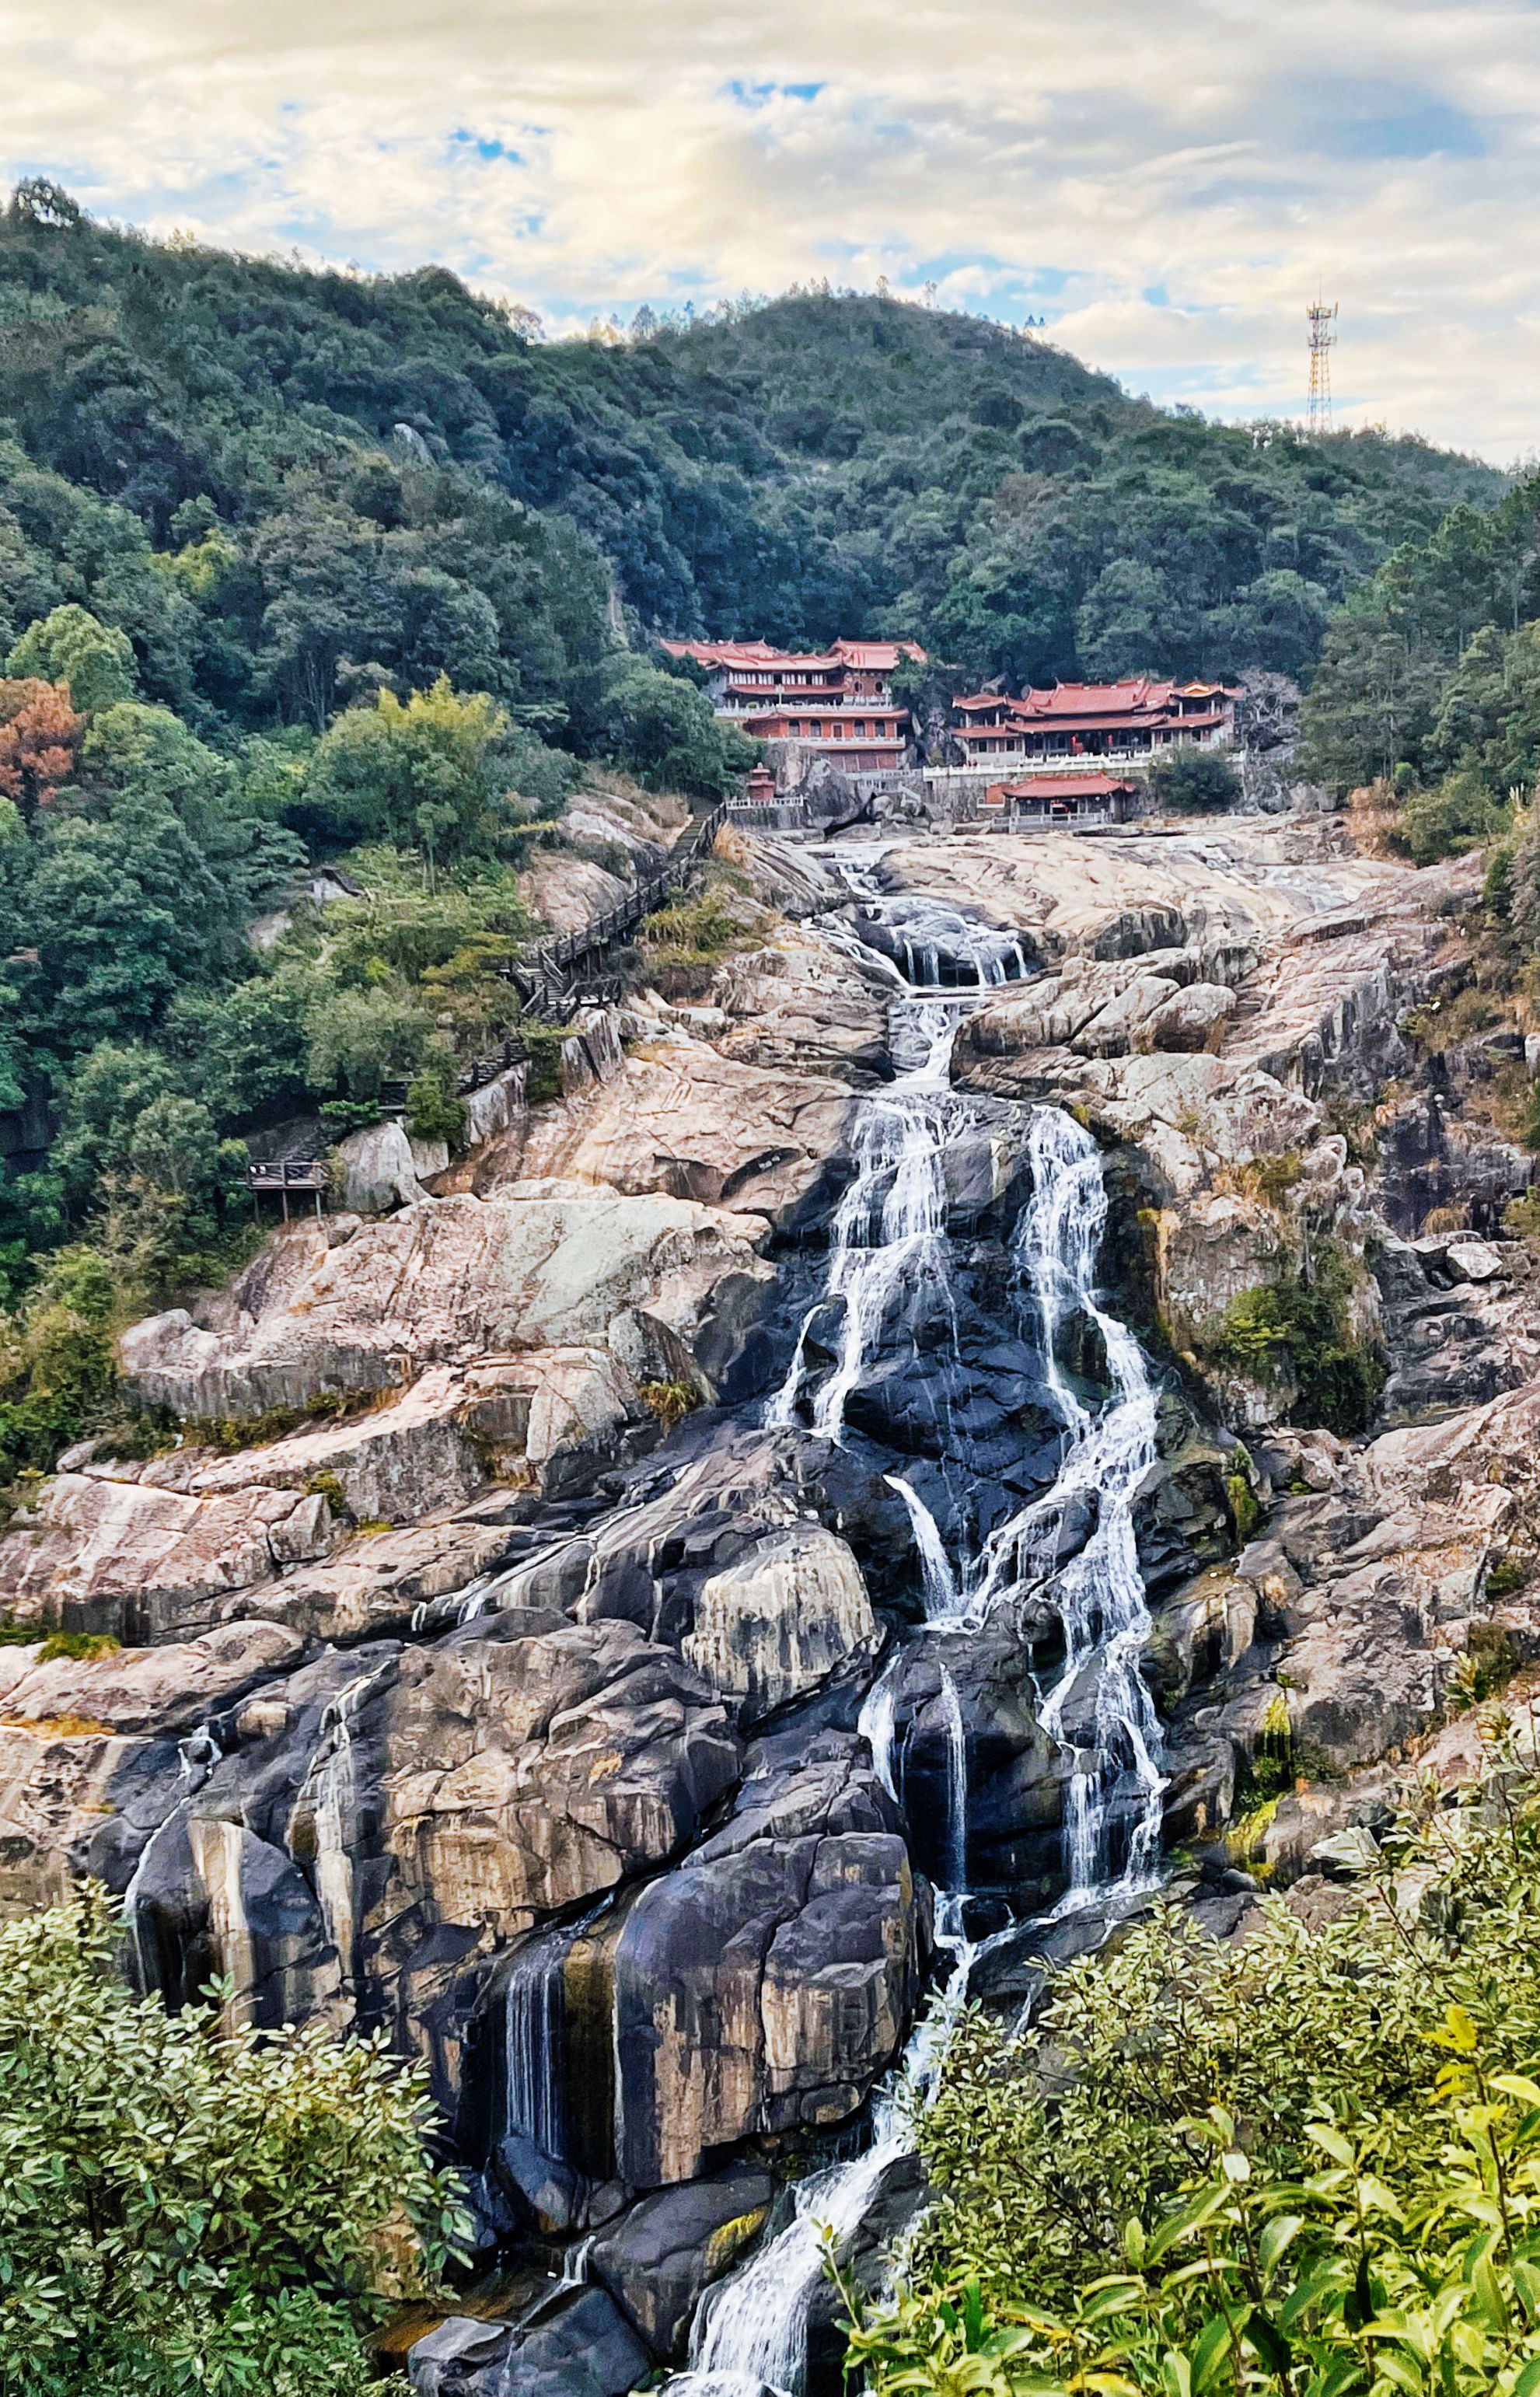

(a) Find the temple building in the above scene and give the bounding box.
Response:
[951,676,1238,768]
[661,636,926,774]
[980,770,1142,829]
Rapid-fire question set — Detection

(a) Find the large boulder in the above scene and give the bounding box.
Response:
[0,1471,340,1641]
[0,1623,303,1920]
[409,2285,650,2397]
[609,1728,921,2187]
[507,1046,857,1226]
[712,931,895,1087]
[1161,1382,1540,1801]
[682,1523,878,1718]
[0,1347,649,1641]
[588,2166,776,2357]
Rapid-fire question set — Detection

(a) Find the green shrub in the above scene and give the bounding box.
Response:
[183,1391,351,1453]
[36,1630,119,1662]
[302,1470,352,1522]
[519,1022,576,1106]
[639,1377,698,1429]
[638,879,758,998]
[0,1885,467,2395]
[0,1247,120,1495]
[404,1060,467,1148]
[1201,1239,1385,1433]
[1398,769,1510,865]
[843,1730,1540,2397]
[1146,746,1241,814]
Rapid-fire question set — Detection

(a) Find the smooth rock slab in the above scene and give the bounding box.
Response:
[0,1473,338,1641]
[683,1523,878,1719]
[119,1181,775,1422]
[611,1728,920,2187]
[588,2165,776,2358]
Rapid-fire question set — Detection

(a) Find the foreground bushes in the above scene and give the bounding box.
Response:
[843,1720,1540,2396]
[0,1889,466,2395]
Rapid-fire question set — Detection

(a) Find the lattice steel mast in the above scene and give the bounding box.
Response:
[1307,298,1337,433]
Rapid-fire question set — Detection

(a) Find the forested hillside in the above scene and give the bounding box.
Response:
[1301,468,1540,860]
[0,178,1503,697]
[0,170,1513,1480]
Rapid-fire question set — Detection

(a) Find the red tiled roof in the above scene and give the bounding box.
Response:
[997,771,1140,798]
[660,636,926,672]
[955,678,1238,725]
[831,638,927,668]
[1013,680,1175,720]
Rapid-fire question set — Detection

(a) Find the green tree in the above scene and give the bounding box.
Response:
[7,603,135,712]
[1147,745,1242,814]
[596,659,758,799]
[1075,560,1182,680]
[843,1735,1540,2397]
[1427,619,1540,794]
[0,1244,118,1482]
[22,808,242,1054]
[53,1043,181,1211]
[1400,769,1511,865]
[305,676,513,861]
[304,986,432,1102]
[1300,611,1442,793]
[0,1885,466,2396]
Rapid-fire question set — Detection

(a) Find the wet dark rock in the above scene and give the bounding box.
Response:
[1376,1089,1535,1239]
[1374,1232,1540,1425]
[126,1617,740,2115]
[882,1625,1066,1896]
[588,2166,777,2357]
[610,1729,922,2186]
[408,2284,650,2397]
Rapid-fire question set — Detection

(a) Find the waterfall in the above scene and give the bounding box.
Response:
[669,900,1166,2397]
[676,1924,976,2397]
[936,1664,969,1897]
[885,1474,959,1621]
[855,1660,899,1802]
[766,1032,964,1443]
[309,1657,395,2001]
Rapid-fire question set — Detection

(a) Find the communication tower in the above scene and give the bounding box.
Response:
[1306,299,1338,433]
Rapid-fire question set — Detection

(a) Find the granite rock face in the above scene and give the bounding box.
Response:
[1161,1382,1540,1829]
[117,1181,776,1421]
[609,1728,923,2186]
[126,1616,743,2091]
[501,1043,857,1226]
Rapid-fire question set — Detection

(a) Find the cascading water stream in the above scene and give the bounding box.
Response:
[968,1108,1166,1899]
[503,1927,568,2161]
[765,1002,964,1445]
[667,892,1168,2397]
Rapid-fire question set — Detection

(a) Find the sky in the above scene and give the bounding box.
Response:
[5,0,1539,461]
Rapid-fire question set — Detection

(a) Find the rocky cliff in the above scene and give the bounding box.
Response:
[2,811,1533,2395]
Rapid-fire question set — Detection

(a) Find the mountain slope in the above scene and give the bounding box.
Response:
[0,184,1507,693]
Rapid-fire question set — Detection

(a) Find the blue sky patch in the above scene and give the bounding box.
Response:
[1294,78,1486,161]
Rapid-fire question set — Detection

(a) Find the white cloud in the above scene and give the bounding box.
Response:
[5,0,1540,456]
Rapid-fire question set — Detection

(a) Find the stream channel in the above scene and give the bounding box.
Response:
[662,846,1169,2396]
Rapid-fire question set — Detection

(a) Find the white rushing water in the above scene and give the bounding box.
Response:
[667,905,1165,2397]
[766,1005,963,1445]
[503,1926,567,2158]
[968,1107,1166,1899]
[676,1905,976,2397]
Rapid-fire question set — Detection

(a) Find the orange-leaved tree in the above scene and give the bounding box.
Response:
[0,676,83,816]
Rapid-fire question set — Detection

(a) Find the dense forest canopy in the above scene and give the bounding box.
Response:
[0,178,1505,697]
